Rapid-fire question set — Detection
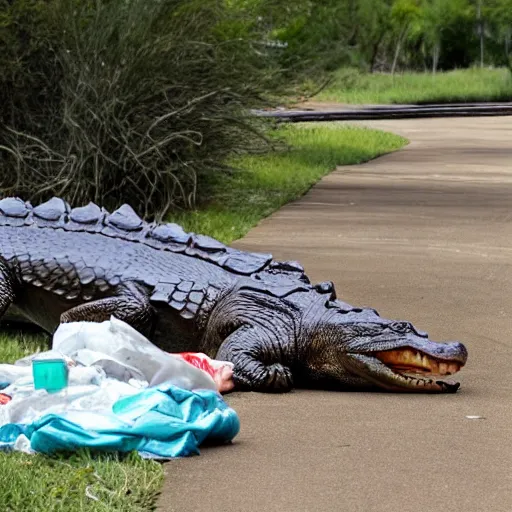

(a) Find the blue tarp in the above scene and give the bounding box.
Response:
[0,383,240,458]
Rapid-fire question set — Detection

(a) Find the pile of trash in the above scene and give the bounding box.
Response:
[0,317,240,458]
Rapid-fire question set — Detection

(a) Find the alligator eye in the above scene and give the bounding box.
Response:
[390,321,411,334]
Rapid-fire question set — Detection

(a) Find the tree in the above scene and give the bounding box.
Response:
[486,0,512,64]
[356,0,393,72]
[390,0,421,74]
[419,0,472,73]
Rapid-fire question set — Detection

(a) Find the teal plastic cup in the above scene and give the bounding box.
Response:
[32,359,69,393]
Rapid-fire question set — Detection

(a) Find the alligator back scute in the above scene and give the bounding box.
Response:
[0,196,275,276]
[69,202,104,224]
[0,197,32,227]
[150,223,190,244]
[190,234,226,252]
[248,268,311,298]
[150,276,208,320]
[314,281,337,300]
[243,261,339,299]
[31,197,70,228]
[264,261,307,280]
[185,244,225,262]
[99,204,145,239]
[106,204,144,231]
[221,249,272,275]
[65,202,108,234]
[0,197,31,218]
[33,197,70,221]
[144,224,271,274]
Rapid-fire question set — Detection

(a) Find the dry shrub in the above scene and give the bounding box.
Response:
[0,0,276,218]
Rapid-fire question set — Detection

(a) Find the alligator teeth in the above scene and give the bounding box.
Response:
[374,348,462,377]
[446,363,459,375]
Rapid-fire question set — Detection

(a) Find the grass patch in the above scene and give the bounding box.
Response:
[0,450,163,511]
[168,123,406,242]
[317,67,512,105]
[0,123,405,510]
[0,328,49,363]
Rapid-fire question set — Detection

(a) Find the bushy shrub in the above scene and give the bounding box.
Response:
[0,0,277,219]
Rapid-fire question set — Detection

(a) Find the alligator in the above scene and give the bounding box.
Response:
[0,197,468,393]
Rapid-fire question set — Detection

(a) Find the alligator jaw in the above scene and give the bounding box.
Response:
[384,371,461,393]
[374,348,463,377]
[348,348,466,393]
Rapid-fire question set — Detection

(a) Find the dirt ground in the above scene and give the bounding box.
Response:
[158,116,512,512]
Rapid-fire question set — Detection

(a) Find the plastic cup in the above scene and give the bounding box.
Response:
[32,359,69,393]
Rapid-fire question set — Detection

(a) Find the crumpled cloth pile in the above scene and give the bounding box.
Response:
[0,317,240,458]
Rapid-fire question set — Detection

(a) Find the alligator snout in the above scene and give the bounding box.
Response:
[423,340,468,364]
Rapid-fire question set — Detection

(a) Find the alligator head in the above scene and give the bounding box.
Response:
[300,306,468,393]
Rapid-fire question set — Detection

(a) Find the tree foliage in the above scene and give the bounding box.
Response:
[252,0,512,73]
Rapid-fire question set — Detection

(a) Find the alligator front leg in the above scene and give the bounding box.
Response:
[60,283,155,336]
[216,325,293,393]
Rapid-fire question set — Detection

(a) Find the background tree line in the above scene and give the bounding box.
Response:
[259,0,512,74]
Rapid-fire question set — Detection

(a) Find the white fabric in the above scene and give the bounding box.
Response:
[0,317,218,428]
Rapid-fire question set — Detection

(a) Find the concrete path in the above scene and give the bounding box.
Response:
[158,117,512,512]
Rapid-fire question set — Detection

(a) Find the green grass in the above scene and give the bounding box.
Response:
[0,123,406,511]
[0,450,163,511]
[0,329,49,363]
[168,123,406,242]
[317,67,512,105]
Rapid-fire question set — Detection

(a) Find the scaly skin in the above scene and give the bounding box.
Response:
[0,197,468,393]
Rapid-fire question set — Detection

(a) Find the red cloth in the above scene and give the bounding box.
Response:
[176,352,217,378]
[0,393,11,405]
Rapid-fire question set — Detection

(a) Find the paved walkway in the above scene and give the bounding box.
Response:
[158,117,512,512]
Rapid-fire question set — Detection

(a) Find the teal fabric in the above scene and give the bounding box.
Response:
[0,383,240,458]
